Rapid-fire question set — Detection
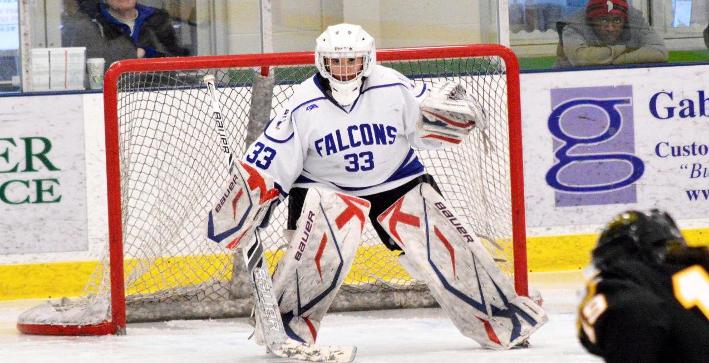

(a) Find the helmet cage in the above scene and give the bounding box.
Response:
[316,50,374,85]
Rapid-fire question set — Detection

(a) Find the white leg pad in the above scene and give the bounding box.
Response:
[271,187,370,343]
[378,183,547,349]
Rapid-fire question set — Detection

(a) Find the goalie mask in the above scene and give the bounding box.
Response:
[315,23,376,106]
[592,209,687,270]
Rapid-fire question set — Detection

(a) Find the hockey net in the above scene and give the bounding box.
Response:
[17,45,527,335]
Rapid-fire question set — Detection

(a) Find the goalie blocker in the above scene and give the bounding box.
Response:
[378,183,547,349]
[207,160,281,249]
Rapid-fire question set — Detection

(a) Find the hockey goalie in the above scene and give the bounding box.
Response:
[207,22,547,358]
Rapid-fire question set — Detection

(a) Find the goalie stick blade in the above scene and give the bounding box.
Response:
[270,340,357,363]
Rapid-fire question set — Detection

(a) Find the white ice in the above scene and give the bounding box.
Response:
[0,272,602,363]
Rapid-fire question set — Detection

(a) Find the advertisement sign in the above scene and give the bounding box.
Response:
[521,65,709,231]
[0,95,88,254]
[547,85,643,207]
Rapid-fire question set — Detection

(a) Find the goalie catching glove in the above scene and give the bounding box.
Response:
[418,81,488,145]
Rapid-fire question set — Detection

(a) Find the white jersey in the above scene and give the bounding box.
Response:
[242,65,440,197]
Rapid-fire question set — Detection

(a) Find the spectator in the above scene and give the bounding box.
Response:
[555,0,668,68]
[704,24,708,49]
[63,0,189,70]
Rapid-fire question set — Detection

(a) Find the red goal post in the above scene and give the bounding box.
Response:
[17,44,527,336]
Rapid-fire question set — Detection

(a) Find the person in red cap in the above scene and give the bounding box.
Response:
[555,0,667,67]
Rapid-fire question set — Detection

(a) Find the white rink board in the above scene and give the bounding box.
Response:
[8,65,709,263]
[0,95,88,255]
[4,65,709,265]
[521,64,709,234]
[0,71,513,265]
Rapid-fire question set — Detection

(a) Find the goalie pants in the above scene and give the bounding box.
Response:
[287,174,441,251]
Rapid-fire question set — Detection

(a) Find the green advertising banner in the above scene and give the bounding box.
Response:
[0,94,88,254]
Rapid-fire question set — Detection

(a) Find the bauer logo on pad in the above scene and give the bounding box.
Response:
[545,85,644,207]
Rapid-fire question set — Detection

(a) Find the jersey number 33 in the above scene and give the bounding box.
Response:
[246,142,277,169]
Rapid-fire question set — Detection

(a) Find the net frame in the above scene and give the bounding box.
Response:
[16,44,527,336]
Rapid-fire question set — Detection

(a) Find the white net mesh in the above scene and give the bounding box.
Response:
[18,49,522,332]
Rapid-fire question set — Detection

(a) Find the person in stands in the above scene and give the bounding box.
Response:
[62,0,190,69]
[555,0,667,67]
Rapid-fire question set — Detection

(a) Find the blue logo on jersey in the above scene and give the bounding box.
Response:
[546,85,644,207]
[314,123,397,156]
[274,108,289,129]
[306,104,319,111]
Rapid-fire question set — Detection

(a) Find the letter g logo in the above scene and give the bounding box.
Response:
[546,98,644,192]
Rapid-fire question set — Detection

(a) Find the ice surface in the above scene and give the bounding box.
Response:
[0,272,601,363]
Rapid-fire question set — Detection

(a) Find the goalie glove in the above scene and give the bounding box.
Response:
[418,81,488,145]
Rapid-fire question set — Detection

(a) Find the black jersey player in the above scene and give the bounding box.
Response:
[577,209,709,362]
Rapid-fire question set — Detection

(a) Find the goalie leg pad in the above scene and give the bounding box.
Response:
[271,187,370,343]
[207,161,281,249]
[378,183,547,349]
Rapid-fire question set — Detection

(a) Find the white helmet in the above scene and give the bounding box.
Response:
[315,23,376,106]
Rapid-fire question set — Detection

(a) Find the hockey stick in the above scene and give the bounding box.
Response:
[203,74,356,363]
